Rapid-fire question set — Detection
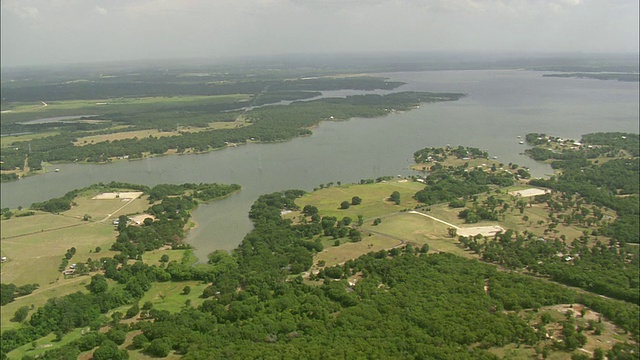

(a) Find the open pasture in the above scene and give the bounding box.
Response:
[0,131,60,148]
[1,220,117,285]
[1,213,80,239]
[72,117,249,146]
[295,180,425,220]
[73,129,179,145]
[137,281,209,313]
[64,192,149,222]
[7,327,88,359]
[314,234,400,268]
[1,278,91,332]
[1,94,251,124]
[362,212,476,258]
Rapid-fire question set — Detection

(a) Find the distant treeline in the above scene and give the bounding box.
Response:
[543,73,639,82]
[1,92,463,176]
[0,76,402,103]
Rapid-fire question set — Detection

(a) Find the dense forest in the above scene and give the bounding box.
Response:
[3,187,638,359]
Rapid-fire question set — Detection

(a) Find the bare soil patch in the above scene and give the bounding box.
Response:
[509,188,549,197]
[457,225,505,237]
[130,214,156,225]
[91,192,143,200]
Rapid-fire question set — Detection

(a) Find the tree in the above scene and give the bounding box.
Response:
[302,205,318,216]
[107,328,127,345]
[117,215,129,231]
[132,334,149,349]
[351,196,362,205]
[12,306,29,322]
[340,201,350,210]
[146,338,172,357]
[389,191,401,205]
[93,340,128,360]
[357,214,364,226]
[447,227,457,238]
[373,218,382,226]
[593,348,605,360]
[88,274,108,294]
[125,302,140,319]
[160,254,170,263]
[182,285,191,295]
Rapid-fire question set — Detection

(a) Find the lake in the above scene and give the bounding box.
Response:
[1,70,638,261]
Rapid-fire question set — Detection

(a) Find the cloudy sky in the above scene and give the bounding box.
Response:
[1,0,638,67]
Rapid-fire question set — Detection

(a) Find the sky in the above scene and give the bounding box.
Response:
[1,0,639,67]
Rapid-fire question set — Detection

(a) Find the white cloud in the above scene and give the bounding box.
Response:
[1,0,637,67]
[95,6,108,16]
[1,1,40,19]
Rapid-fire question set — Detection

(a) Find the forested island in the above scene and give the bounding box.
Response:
[0,131,638,359]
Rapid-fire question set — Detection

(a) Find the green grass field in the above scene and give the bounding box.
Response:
[0,131,61,148]
[298,182,615,271]
[314,234,400,268]
[7,327,89,359]
[1,221,117,285]
[1,278,91,332]
[0,189,153,331]
[136,281,209,313]
[63,193,150,222]
[295,180,425,221]
[0,94,252,123]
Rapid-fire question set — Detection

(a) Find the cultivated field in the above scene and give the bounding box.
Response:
[0,189,159,335]
[1,94,251,123]
[294,180,425,221]
[294,181,617,271]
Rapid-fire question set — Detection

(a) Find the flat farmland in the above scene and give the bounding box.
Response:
[314,234,400,268]
[64,193,149,222]
[294,180,425,220]
[137,281,209,313]
[362,212,475,258]
[1,220,117,285]
[1,213,80,238]
[0,131,60,148]
[1,278,91,332]
[0,94,252,124]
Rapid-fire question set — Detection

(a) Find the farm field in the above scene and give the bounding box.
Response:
[0,278,91,332]
[136,281,209,313]
[313,234,400,268]
[0,188,160,338]
[0,94,252,124]
[0,221,117,285]
[64,192,149,222]
[294,180,424,221]
[361,212,475,258]
[294,179,619,271]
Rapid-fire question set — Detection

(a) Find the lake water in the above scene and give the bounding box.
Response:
[1,70,638,261]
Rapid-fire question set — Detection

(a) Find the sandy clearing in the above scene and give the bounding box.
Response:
[130,214,156,225]
[409,210,504,237]
[92,191,143,200]
[509,188,549,197]
[457,225,505,237]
